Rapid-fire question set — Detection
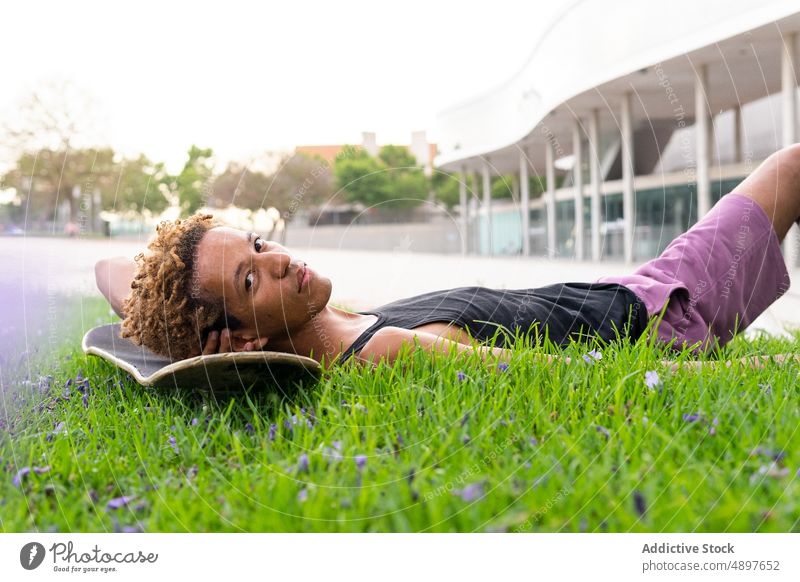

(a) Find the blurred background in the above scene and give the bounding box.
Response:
[0,0,548,245]
[2,0,800,329]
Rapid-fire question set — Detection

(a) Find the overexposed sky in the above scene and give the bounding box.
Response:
[1,1,559,172]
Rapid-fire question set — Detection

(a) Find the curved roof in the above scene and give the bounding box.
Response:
[434,0,800,172]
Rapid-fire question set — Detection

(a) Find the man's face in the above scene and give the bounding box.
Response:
[193,226,332,342]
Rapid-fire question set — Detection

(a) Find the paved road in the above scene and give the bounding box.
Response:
[2,234,799,337]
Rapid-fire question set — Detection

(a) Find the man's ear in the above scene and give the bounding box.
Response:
[230,329,270,352]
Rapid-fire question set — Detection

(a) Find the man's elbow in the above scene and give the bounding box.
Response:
[94,259,109,296]
[94,257,129,319]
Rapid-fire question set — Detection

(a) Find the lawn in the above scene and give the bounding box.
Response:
[1,295,798,532]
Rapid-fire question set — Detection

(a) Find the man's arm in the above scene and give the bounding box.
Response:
[94,257,137,318]
[357,327,797,371]
[356,326,567,367]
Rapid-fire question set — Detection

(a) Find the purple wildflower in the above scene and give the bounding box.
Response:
[751,446,786,463]
[582,349,602,364]
[461,435,471,444]
[354,455,367,470]
[682,413,701,423]
[297,453,310,473]
[12,467,30,488]
[46,421,66,442]
[709,417,718,436]
[596,425,611,439]
[644,370,660,389]
[12,465,50,487]
[460,413,469,427]
[323,443,343,462]
[297,488,308,502]
[191,418,198,427]
[38,375,53,395]
[457,371,466,382]
[82,394,89,409]
[497,362,509,373]
[453,481,485,502]
[107,496,135,510]
[245,423,255,435]
[751,462,790,483]
[268,424,277,441]
[529,436,539,447]
[168,435,180,454]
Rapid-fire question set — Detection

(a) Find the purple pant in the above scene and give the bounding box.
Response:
[596,193,791,354]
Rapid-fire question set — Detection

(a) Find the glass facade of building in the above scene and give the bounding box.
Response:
[475,177,745,260]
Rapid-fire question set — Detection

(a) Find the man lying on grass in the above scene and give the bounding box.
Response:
[96,145,800,371]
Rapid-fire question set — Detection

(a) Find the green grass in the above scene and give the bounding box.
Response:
[1,296,799,532]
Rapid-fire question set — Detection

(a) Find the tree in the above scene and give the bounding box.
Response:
[334,147,391,207]
[108,155,170,215]
[378,145,427,209]
[1,148,114,225]
[0,148,169,227]
[163,145,214,215]
[388,170,429,209]
[210,162,267,209]
[430,170,462,209]
[492,175,515,199]
[0,82,151,228]
[2,80,102,156]
[211,153,334,240]
[269,152,334,218]
[378,145,418,169]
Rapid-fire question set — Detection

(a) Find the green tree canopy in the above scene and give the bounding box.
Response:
[109,154,170,215]
[271,153,333,212]
[378,144,418,169]
[163,145,214,215]
[211,163,270,210]
[0,148,169,225]
[334,147,391,207]
[430,170,462,209]
[334,146,428,210]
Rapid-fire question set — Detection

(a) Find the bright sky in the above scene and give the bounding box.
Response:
[1,1,558,172]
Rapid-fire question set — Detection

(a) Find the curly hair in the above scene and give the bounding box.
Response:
[120,214,241,360]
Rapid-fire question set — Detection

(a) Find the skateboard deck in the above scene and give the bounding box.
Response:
[82,323,322,391]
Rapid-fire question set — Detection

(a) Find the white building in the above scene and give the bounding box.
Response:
[434,0,800,267]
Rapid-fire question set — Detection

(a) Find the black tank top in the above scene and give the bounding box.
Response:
[338,282,648,363]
